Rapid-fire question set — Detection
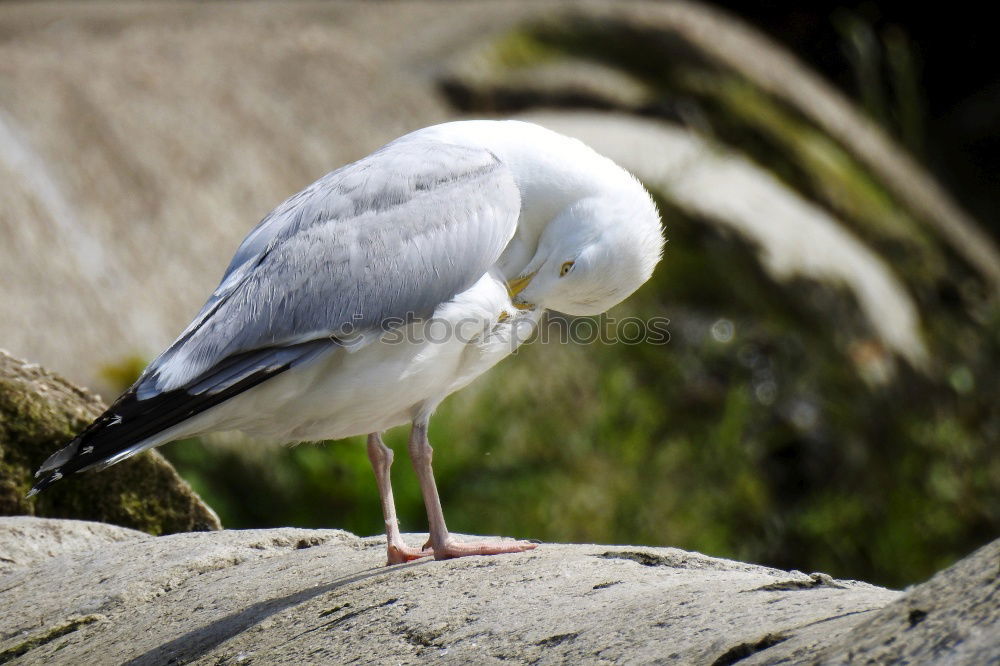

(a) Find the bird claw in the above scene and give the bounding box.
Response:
[429,537,538,560]
[386,542,433,565]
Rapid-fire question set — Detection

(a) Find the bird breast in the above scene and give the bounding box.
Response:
[220,271,541,443]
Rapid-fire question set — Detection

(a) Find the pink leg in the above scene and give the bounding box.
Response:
[366,433,431,565]
[407,419,537,560]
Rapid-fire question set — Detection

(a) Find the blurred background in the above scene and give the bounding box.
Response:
[1,1,997,589]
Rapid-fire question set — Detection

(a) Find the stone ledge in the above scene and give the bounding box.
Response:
[2,517,993,664]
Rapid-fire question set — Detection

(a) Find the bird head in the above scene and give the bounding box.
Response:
[509,190,663,316]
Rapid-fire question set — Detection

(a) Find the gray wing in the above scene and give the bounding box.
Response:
[144,136,521,395]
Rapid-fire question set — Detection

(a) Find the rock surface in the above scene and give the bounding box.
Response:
[0,517,995,665]
[0,350,220,535]
[0,517,144,577]
[807,536,1000,665]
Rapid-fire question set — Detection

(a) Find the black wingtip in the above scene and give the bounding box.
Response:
[27,470,65,498]
[28,436,80,497]
[26,340,334,499]
[35,437,81,478]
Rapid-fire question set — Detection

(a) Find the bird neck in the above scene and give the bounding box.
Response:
[474,122,636,279]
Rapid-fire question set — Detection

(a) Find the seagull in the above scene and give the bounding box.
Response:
[30,120,663,563]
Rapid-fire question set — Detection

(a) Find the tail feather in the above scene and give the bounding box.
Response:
[29,339,334,496]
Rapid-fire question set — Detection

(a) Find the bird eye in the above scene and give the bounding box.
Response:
[559,261,575,277]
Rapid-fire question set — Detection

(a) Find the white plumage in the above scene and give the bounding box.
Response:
[33,120,663,563]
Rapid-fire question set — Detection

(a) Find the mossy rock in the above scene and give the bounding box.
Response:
[0,349,220,534]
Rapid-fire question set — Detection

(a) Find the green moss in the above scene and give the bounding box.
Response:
[489,29,563,69]
[0,615,100,664]
[686,74,936,251]
[0,377,89,445]
[98,355,147,393]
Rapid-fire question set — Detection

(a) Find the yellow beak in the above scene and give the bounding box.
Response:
[506,272,536,310]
